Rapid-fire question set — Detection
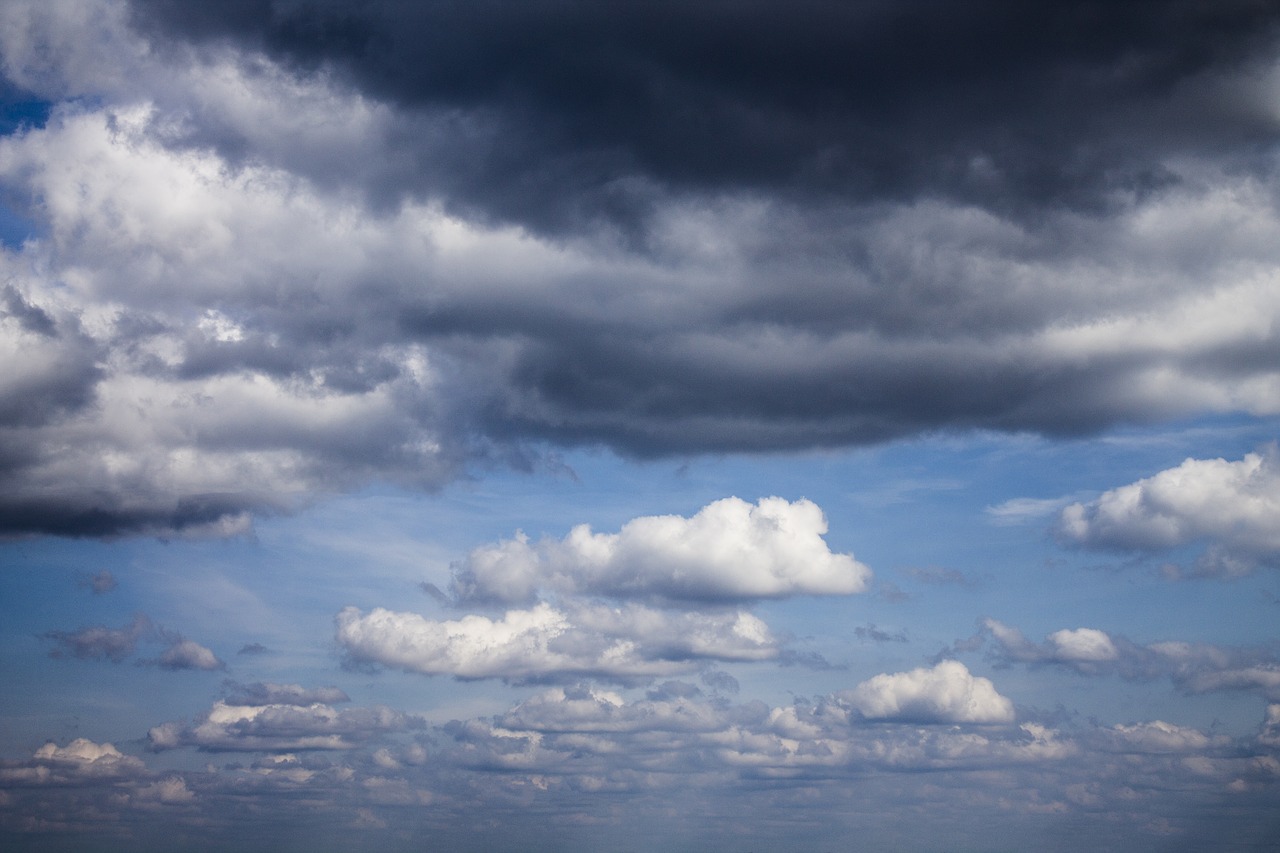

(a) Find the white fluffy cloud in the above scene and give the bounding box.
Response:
[838,660,1015,724]
[451,496,871,603]
[1057,447,1280,576]
[335,601,780,682]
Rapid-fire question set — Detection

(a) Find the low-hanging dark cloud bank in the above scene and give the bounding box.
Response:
[1,0,1279,535]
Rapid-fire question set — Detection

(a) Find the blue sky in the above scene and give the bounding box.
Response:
[1,2,1280,851]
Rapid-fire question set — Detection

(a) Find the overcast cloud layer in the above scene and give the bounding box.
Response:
[0,0,1278,534]
[2,2,1280,851]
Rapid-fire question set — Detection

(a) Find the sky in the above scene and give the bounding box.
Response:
[0,0,1279,850]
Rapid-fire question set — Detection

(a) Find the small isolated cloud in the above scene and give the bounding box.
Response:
[838,660,1015,724]
[854,624,908,644]
[154,638,224,671]
[149,696,417,752]
[78,570,118,594]
[986,496,1075,525]
[43,614,151,662]
[450,497,871,604]
[237,642,268,656]
[336,601,780,683]
[1056,447,1280,577]
[899,565,982,588]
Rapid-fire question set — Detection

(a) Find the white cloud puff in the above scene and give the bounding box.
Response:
[1057,447,1280,576]
[838,660,1015,724]
[451,496,871,604]
[335,601,781,682]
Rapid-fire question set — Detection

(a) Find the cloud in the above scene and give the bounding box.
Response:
[43,613,225,670]
[838,660,1016,724]
[335,601,780,683]
[223,682,350,706]
[1057,447,1280,576]
[970,618,1280,701]
[148,697,418,752]
[0,738,147,786]
[0,2,1277,535]
[450,496,871,604]
[153,638,224,671]
[43,614,151,662]
[79,570,118,594]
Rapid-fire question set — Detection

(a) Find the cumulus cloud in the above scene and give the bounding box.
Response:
[838,660,1015,724]
[148,697,418,752]
[1057,447,1280,576]
[450,497,871,604]
[0,738,147,786]
[336,601,780,683]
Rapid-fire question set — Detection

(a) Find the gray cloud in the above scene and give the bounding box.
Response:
[44,614,151,662]
[153,638,224,672]
[79,570,119,594]
[4,688,1279,851]
[0,1,1277,536]
[148,696,419,753]
[43,613,225,671]
[962,617,1280,701]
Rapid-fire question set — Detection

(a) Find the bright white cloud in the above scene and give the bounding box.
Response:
[451,496,871,603]
[838,660,1015,724]
[1057,447,1280,576]
[335,601,780,682]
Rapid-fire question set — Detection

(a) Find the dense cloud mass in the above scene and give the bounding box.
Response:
[0,0,1277,533]
[451,496,870,603]
[1057,447,1280,576]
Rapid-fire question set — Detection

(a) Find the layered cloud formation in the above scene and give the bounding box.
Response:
[0,0,1278,535]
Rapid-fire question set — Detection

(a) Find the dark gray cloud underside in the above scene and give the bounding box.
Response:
[129,0,1280,234]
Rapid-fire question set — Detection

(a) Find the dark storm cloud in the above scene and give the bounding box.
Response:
[128,0,1280,232]
[1,0,1279,535]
